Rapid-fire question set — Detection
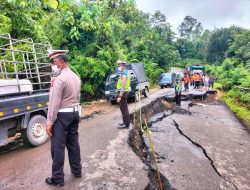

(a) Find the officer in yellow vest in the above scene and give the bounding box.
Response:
[175,77,182,106]
[116,60,131,129]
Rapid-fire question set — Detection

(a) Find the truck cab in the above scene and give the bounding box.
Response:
[188,65,205,75]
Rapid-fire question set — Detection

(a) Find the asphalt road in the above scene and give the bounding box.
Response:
[0,87,249,190]
[146,100,250,190]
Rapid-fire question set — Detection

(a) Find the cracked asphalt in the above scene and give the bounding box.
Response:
[0,87,249,190]
[145,100,250,190]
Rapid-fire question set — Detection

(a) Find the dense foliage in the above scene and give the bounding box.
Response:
[0,0,249,109]
[0,0,179,99]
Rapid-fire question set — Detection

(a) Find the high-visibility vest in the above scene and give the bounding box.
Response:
[175,83,182,92]
[116,71,130,92]
[184,76,189,83]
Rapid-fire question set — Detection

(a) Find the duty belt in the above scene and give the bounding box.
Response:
[58,106,79,112]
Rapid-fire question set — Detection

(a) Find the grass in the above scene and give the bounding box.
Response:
[223,93,250,129]
[149,83,159,90]
[213,82,223,90]
[214,82,250,129]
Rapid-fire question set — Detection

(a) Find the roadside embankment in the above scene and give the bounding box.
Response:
[213,85,250,132]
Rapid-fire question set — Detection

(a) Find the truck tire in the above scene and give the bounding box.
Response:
[25,115,48,146]
[143,87,149,98]
[110,100,116,105]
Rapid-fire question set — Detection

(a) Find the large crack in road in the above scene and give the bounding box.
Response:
[128,96,240,190]
[128,98,175,190]
[172,119,238,190]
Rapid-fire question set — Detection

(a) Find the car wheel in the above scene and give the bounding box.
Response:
[24,115,48,146]
[160,86,164,89]
[110,100,116,105]
[143,87,149,98]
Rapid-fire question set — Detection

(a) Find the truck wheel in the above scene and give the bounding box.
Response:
[110,100,116,105]
[25,115,48,146]
[143,87,149,98]
[134,91,140,102]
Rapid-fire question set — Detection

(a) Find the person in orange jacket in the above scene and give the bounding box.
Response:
[197,73,201,88]
[190,74,193,86]
[194,73,200,89]
[183,73,190,91]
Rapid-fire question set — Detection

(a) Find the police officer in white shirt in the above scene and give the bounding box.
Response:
[45,50,82,187]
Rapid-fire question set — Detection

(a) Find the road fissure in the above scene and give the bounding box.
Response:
[128,98,175,190]
[172,119,239,190]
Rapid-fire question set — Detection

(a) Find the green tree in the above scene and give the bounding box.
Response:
[229,29,250,66]
[0,0,180,99]
[206,26,242,63]
[178,15,203,40]
[177,16,203,59]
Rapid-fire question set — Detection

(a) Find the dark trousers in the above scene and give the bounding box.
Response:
[184,83,189,91]
[209,81,214,88]
[194,81,200,89]
[175,92,181,106]
[120,92,130,126]
[51,111,82,183]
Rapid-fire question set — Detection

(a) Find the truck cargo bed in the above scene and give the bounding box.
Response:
[0,92,49,121]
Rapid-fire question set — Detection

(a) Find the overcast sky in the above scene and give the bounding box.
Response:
[135,0,250,33]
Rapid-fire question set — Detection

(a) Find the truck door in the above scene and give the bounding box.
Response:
[129,70,137,94]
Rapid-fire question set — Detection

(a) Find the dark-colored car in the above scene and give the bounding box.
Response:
[159,72,176,89]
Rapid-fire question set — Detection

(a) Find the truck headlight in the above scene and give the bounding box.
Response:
[105,91,110,95]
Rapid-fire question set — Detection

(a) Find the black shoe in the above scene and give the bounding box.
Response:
[118,124,129,129]
[73,173,82,178]
[45,177,64,187]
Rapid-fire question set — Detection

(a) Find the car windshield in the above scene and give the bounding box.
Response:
[161,74,171,80]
